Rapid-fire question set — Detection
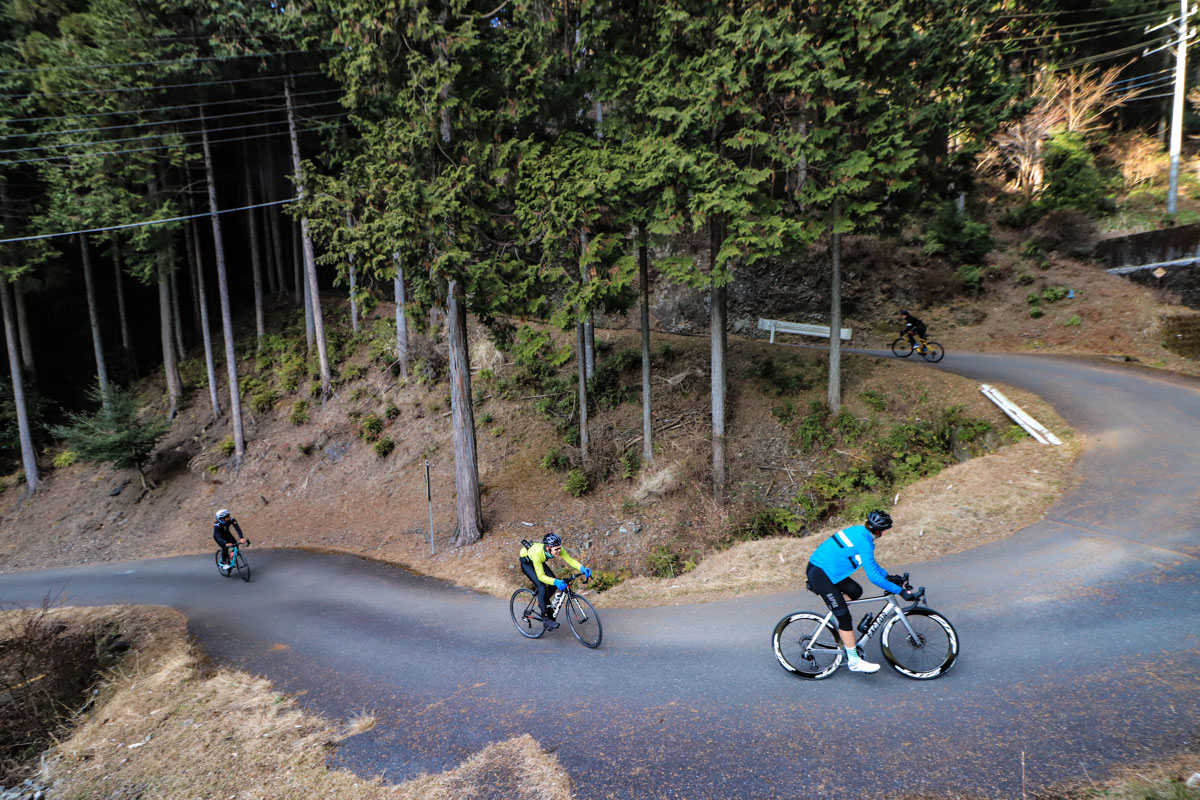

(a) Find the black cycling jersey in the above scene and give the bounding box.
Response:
[901,313,926,339]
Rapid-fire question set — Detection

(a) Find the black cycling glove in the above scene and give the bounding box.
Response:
[900,587,918,601]
[886,574,905,587]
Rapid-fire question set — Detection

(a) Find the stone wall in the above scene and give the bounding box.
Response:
[1160,313,1200,358]
[1096,223,1200,269]
[1123,263,1200,311]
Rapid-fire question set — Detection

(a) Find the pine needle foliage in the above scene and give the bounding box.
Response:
[50,386,170,490]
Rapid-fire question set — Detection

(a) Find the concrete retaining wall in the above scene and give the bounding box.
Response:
[1161,313,1200,358]
[1097,224,1200,269]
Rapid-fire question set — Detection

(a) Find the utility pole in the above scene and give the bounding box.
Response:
[1147,0,1195,215]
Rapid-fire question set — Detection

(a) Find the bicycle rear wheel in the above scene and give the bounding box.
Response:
[564,593,602,648]
[772,612,844,679]
[509,588,546,639]
[880,608,958,679]
[891,338,914,358]
[234,550,250,582]
[921,341,945,363]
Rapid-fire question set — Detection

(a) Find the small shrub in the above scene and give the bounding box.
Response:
[956,264,983,292]
[1041,129,1110,216]
[52,450,79,469]
[297,443,313,456]
[250,388,278,414]
[490,426,504,437]
[646,546,681,578]
[564,468,590,497]
[923,202,994,266]
[739,507,803,540]
[588,570,622,592]
[833,406,867,443]
[478,412,494,425]
[539,449,571,472]
[771,399,796,425]
[288,400,309,426]
[1026,292,1041,307]
[1002,425,1028,443]
[795,401,832,452]
[1019,240,1042,259]
[360,413,384,441]
[342,363,366,381]
[1029,306,1044,319]
[206,464,220,475]
[308,382,322,399]
[858,390,886,412]
[373,436,395,457]
[349,387,366,403]
[620,449,640,480]
[1041,286,1069,304]
[1016,272,1035,286]
[216,436,236,458]
[384,403,400,420]
[1064,315,1082,327]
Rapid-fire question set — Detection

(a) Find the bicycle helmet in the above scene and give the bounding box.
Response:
[543,533,562,549]
[216,509,231,522]
[865,510,893,532]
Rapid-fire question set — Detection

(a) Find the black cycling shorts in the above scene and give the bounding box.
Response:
[806,562,862,632]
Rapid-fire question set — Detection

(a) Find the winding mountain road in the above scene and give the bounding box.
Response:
[2,352,1198,799]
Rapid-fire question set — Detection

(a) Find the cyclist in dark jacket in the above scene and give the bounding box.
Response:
[213,509,248,570]
[899,310,927,352]
[807,510,915,673]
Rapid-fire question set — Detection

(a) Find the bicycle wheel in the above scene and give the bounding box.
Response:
[772,612,844,679]
[880,608,958,679]
[921,341,945,363]
[234,550,250,582]
[564,593,602,648]
[215,549,232,577]
[509,588,546,639]
[891,337,914,358]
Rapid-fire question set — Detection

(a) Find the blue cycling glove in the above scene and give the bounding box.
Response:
[554,579,568,591]
[582,566,593,579]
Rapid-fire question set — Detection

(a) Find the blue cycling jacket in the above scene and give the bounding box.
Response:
[808,525,903,594]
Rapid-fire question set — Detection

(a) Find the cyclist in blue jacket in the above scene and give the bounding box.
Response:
[807,510,916,673]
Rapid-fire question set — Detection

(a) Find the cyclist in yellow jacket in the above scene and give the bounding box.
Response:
[519,533,592,630]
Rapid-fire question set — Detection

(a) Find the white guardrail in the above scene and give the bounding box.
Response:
[979,384,1062,445]
[758,318,852,343]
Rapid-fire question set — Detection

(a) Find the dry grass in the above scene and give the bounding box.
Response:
[28,606,574,800]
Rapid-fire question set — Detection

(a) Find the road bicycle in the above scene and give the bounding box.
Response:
[215,542,250,582]
[771,573,957,680]
[510,568,602,649]
[891,333,945,363]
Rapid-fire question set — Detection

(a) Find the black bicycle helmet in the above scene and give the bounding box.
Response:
[543,533,562,548]
[865,510,893,532]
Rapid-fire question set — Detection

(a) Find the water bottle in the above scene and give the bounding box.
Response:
[856,612,873,634]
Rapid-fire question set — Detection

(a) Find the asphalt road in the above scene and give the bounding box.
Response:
[2,351,1198,799]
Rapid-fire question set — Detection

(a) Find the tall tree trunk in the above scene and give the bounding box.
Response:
[158,256,183,420]
[110,238,136,377]
[244,146,265,352]
[258,149,280,297]
[78,233,110,408]
[13,280,35,382]
[200,110,245,460]
[393,253,409,378]
[709,222,728,506]
[187,218,221,418]
[0,279,39,494]
[828,218,843,412]
[169,265,185,359]
[346,212,359,334]
[579,229,596,379]
[639,224,653,465]
[576,319,590,470]
[263,145,288,299]
[447,278,483,546]
[293,219,303,308]
[286,76,332,398]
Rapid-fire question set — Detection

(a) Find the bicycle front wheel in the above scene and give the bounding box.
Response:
[921,341,945,363]
[234,551,250,582]
[881,608,958,679]
[565,593,602,648]
[215,549,231,577]
[891,338,914,358]
[772,612,843,679]
[509,588,546,639]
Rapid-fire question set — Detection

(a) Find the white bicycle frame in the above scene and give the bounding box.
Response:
[803,592,923,655]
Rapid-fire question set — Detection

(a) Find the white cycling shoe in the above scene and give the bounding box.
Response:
[847,658,881,673]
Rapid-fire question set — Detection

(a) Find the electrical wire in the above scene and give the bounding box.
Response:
[1,69,323,101]
[0,198,298,245]
[2,87,336,125]
[0,113,346,166]
[0,100,340,155]
[989,9,1162,42]
[0,47,334,75]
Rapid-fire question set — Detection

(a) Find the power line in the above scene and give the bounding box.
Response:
[0,47,330,75]
[2,91,341,140]
[0,198,298,245]
[0,100,340,155]
[1,87,336,125]
[991,9,1161,40]
[1,69,323,101]
[0,113,346,166]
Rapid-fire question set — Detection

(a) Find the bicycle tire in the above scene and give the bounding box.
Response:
[772,612,844,679]
[234,550,250,582]
[215,549,232,577]
[880,607,958,679]
[509,588,546,639]
[564,593,602,648]
[890,338,914,358]
[921,341,945,363]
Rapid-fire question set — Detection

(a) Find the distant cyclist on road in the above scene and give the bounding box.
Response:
[899,310,927,353]
[213,509,249,571]
[806,510,916,673]
[519,533,592,630]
